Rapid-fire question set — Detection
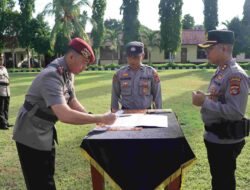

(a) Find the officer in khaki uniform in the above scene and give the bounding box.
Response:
[111,41,162,111]
[13,38,116,190]
[192,30,250,190]
[0,54,10,130]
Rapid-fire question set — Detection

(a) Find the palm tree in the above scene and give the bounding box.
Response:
[140,28,160,64]
[43,0,90,50]
[103,29,122,64]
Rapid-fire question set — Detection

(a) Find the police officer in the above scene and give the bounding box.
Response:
[12,38,116,190]
[0,54,10,130]
[192,30,250,190]
[111,41,162,112]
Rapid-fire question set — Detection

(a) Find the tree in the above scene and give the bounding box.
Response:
[91,0,107,64]
[3,10,21,68]
[43,0,90,50]
[223,17,243,57]
[120,0,140,44]
[203,0,218,32]
[103,29,121,64]
[140,27,160,64]
[79,10,88,30]
[18,0,35,68]
[242,0,250,25]
[0,0,15,53]
[104,19,122,31]
[30,14,51,67]
[159,0,183,62]
[103,19,123,64]
[242,0,250,56]
[182,14,195,29]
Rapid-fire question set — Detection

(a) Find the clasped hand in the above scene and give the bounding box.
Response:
[192,90,206,106]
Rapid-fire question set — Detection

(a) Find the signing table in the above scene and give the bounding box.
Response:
[80,110,196,190]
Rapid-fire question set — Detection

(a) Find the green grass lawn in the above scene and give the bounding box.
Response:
[0,70,249,190]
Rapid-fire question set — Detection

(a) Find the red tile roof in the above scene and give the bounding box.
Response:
[182,29,206,45]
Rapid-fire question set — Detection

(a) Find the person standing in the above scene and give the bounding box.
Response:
[111,41,162,112]
[0,54,10,130]
[13,38,116,190]
[192,30,250,190]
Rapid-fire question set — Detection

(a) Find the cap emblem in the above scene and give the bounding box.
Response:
[81,48,91,59]
[130,47,136,52]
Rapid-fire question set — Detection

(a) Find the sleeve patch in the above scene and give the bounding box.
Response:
[229,76,241,95]
[230,77,241,85]
[230,86,240,95]
[153,71,160,83]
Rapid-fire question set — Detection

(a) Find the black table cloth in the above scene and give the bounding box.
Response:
[80,112,196,190]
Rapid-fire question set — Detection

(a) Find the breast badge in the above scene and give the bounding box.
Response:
[122,81,129,88]
[122,73,129,77]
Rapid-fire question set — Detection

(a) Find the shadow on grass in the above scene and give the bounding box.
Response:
[10,73,37,84]
[75,73,113,85]
[76,84,112,100]
[11,85,31,97]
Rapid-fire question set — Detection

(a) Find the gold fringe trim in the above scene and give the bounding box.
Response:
[155,157,197,190]
[81,149,122,190]
[81,148,197,190]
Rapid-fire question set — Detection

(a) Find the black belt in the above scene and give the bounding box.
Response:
[24,101,58,144]
[205,119,250,139]
[23,101,58,124]
[121,106,151,109]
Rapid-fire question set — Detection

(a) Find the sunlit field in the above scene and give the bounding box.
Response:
[0,69,249,190]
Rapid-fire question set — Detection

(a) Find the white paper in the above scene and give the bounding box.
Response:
[97,114,168,130]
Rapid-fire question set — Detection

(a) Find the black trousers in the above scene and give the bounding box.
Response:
[204,139,245,190]
[16,142,56,190]
[0,96,9,127]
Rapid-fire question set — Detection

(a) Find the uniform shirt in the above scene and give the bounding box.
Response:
[111,64,162,110]
[201,59,250,144]
[0,66,10,97]
[13,57,75,151]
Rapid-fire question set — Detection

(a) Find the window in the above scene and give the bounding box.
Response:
[197,47,207,59]
[100,46,118,60]
[164,51,170,59]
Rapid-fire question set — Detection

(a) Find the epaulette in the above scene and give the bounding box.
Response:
[47,63,67,85]
[119,65,129,70]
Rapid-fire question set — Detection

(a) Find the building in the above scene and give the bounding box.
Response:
[100,29,250,64]
[2,29,250,67]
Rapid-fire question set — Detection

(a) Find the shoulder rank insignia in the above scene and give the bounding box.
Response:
[220,64,228,71]
[229,76,241,95]
[57,66,64,75]
[216,74,223,80]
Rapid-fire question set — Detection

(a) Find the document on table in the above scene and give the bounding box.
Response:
[94,114,168,131]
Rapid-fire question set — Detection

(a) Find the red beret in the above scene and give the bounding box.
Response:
[68,38,95,64]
